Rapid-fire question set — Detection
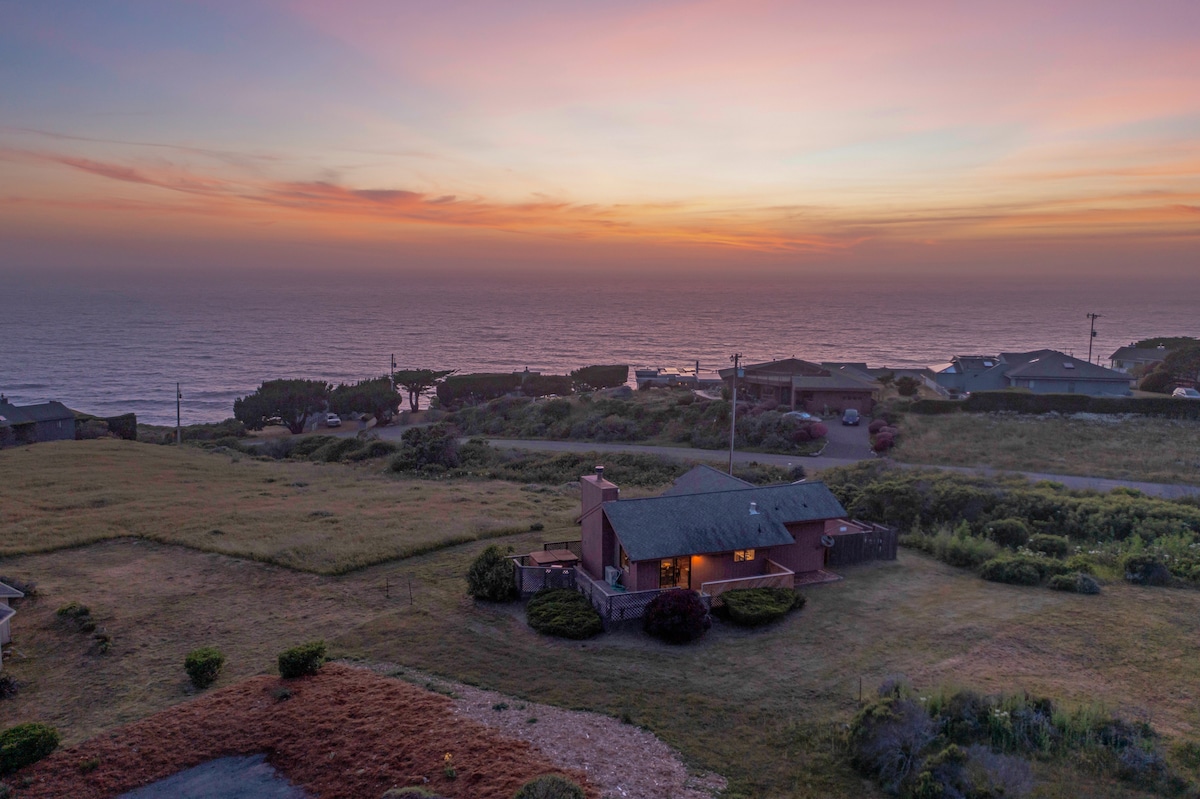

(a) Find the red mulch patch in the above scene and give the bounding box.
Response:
[9,664,593,799]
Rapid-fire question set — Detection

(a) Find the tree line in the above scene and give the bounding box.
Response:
[232,366,628,433]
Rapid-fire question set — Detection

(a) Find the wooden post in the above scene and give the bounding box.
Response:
[408,575,413,605]
[385,577,389,599]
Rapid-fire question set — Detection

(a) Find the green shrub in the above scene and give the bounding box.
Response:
[0,722,60,775]
[1048,573,1101,594]
[643,589,711,644]
[184,647,225,689]
[526,589,603,639]
[984,519,1030,548]
[720,587,806,627]
[979,558,1042,586]
[1062,554,1096,574]
[467,545,518,602]
[1027,534,1070,558]
[933,534,999,569]
[512,774,586,799]
[55,602,90,620]
[277,640,326,678]
[1124,554,1171,586]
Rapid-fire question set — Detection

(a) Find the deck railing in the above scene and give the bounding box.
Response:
[511,559,577,596]
[541,540,583,558]
[575,566,711,627]
[700,559,795,604]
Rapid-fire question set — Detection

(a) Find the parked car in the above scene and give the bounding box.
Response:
[1172,387,1200,400]
[841,408,860,426]
[783,410,815,421]
[325,412,342,427]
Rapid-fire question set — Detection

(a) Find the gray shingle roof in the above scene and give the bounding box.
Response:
[603,482,847,561]
[661,465,752,497]
[1003,350,1129,381]
[1109,346,1170,363]
[0,582,25,599]
[0,400,75,425]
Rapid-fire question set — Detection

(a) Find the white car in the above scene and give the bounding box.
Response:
[1172,387,1200,400]
[325,412,342,427]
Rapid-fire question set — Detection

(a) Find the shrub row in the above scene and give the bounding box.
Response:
[719,587,806,626]
[908,392,1200,418]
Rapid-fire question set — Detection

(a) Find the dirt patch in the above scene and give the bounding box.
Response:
[367,662,727,799]
[7,664,593,799]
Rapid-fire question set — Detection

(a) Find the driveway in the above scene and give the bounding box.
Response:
[819,418,874,460]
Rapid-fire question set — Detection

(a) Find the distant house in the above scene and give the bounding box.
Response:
[1108,344,1171,374]
[718,358,879,414]
[933,350,1133,396]
[0,396,75,444]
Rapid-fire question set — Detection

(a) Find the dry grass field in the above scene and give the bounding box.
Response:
[0,439,577,573]
[2,441,1198,797]
[894,413,1200,484]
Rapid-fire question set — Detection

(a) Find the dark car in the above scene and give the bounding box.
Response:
[841,408,860,426]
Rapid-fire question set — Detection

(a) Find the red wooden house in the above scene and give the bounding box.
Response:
[579,465,849,597]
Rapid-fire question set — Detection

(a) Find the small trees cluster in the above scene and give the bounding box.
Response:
[234,379,331,434]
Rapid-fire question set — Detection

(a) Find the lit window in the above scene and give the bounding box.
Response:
[733,549,755,562]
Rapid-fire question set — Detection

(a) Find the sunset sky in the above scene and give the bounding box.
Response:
[3,0,1199,277]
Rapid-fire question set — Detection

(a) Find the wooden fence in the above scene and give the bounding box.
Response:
[512,562,577,596]
[825,525,899,568]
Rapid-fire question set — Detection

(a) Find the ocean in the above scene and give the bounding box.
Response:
[2,272,1196,426]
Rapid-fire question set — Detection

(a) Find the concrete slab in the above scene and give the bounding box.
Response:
[119,754,309,799]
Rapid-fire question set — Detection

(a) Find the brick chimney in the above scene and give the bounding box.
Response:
[580,465,619,517]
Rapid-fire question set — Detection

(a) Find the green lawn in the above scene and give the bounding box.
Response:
[0,439,577,573]
[894,412,1200,485]
[2,441,1197,797]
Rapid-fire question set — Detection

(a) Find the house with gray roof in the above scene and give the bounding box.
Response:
[718,358,880,415]
[1108,344,1172,374]
[579,465,850,596]
[934,350,1132,396]
[0,396,76,444]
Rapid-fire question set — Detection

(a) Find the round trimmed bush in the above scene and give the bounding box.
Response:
[467,545,518,602]
[868,419,887,434]
[1048,573,1100,594]
[184,647,225,689]
[643,589,711,644]
[1027,533,1070,558]
[873,434,895,453]
[984,519,1030,549]
[720,587,806,627]
[526,589,603,639]
[1124,554,1171,587]
[278,640,326,678]
[808,422,828,439]
[512,774,585,799]
[0,722,59,775]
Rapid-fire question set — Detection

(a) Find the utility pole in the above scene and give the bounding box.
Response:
[175,383,182,445]
[728,353,742,475]
[390,353,397,391]
[1087,313,1102,364]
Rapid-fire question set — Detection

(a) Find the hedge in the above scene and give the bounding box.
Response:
[436,373,522,406]
[569,365,629,391]
[720,587,806,626]
[526,588,603,639]
[961,392,1200,418]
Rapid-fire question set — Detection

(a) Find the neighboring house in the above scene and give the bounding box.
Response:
[0,396,76,444]
[579,465,848,596]
[933,350,1133,396]
[1108,344,1171,374]
[0,581,23,670]
[718,358,880,414]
